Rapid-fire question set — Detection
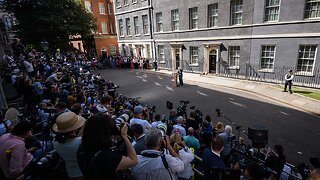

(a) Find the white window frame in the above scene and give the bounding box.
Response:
[119,19,124,37]
[171,9,179,31]
[124,0,129,6]
[132,0,138,4]
[110,23,115,34]
[116,0,121,8]
[99,3,106,14]
[156,12,163,32]
[134,16,140,35]
[230,0,243,25]
[260,45,276,72]
[304,0,320,19]
[158,45,165,63]
[108,4,113,14]
[228,46,240,69]
[126,18,131,36]
[142,15,149,34]
[189,7,198,29]
[208,3,218,27]
[190,46,199,65]
[101,22,108,34]
[296,45,317,75]
[265,0,280,22]
[84,1,92,13]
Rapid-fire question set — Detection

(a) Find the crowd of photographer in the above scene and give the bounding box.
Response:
[0,43,320,180]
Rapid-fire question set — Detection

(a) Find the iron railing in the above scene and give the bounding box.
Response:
[218,61,320,88]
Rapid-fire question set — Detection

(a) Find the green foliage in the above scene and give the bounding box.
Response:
[3,0,96,50]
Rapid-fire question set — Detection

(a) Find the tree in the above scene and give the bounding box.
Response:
[3,0,96,50]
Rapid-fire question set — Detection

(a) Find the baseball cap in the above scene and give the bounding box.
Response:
[134,105,143,114]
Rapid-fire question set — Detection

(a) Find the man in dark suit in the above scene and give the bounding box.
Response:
[202,135,226,179]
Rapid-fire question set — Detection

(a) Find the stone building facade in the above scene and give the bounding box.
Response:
[115,0,320,78]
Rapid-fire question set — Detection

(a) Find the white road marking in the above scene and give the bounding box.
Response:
[136,76,142,79]
[280,111,289,116]
[157,76,163,80]
[142,79,147,82]
[143,74,148,78]
[229,101,247,108]
[196,90,208,96]
[229,97,235,101]
[154,82,162,86]
[136,72,139,75]
[166,86,174,91]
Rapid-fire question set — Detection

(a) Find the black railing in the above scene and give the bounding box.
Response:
[218,63,320,89]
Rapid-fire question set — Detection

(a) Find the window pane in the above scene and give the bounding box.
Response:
[172,9,179,31]
[305,0,320,18]
[260,45,276,70]
[134,17,139,35]
[297,45,317,73]
[229,46,240,67]
[230,0,243,25]
[142,15,149,34]
[190,46,199,64]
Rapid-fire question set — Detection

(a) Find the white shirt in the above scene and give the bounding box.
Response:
[130,118,151,133]
[132,149,184,180]
[23,60,34,73]
[177,148,194,179]
[151,121,162,128]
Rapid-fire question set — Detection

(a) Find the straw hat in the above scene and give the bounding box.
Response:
[215,121,224,133]
[52,112,85,133]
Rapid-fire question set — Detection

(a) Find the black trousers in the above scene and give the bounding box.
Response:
[284,81,292,91]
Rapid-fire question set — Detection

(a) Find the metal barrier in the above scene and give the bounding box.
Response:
[218,62,320,88]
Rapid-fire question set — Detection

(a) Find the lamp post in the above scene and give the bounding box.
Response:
[40,40,49,51]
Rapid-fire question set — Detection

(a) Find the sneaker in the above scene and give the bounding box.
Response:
[282,90,287,92]
[289,91,293,94]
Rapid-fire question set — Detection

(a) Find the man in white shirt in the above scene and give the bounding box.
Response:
[23,57,34,76]
[130,106,151,133]
[172,116,186,137]
[283,69,294,94]
[132,128,184,180]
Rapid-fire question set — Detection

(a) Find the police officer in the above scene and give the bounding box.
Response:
[178,67,183,86]
[283,69,294,94]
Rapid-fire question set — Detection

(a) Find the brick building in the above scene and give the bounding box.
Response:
[84,0,119,57]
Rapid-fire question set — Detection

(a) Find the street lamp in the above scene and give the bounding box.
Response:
[40,40,49,51]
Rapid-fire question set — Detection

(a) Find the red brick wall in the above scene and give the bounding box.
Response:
[85,0,119,57]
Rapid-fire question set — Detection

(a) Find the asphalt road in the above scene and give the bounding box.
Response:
[98,69,320,166]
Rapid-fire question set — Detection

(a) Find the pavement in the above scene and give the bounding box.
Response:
[141,69,320,116]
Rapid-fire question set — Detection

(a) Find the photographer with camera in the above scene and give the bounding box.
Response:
[132,128,184,180]
[129,106,151,133]
[78,113,138,180]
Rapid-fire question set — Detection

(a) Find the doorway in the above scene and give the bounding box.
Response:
[175,49,180,69]
[209,49,217,73]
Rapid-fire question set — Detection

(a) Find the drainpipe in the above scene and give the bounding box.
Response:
[148,0,155,61]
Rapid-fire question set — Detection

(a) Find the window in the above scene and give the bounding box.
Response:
[126,18,131,35]
[297,45,317,73]
[156,12,163,32]
[124,0,128,6]
[260,46,276,70]
[108,4,113,14]
[265,0,280,21]
[208,3,218,27]
[142,15,149,34]
[116,0,121,7]
[158,45,165,63]
[134,16,139,35]
[84,1,92,13]
[110,46,117,55]
[230,0,243,25]
[190,47,199,64]
[189,7,198,29]
[171,9,179,31]
[305,0,320,18]
[110,23,115,34]
[99,3,106,14]
[228,46,240,68]
[119,19,124,36]
[101,22,108,34]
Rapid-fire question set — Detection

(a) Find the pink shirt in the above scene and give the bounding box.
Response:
[0,134,33,179]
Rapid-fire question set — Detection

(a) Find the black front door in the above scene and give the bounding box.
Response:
[176,54,180,69]
[209,55,216,73]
